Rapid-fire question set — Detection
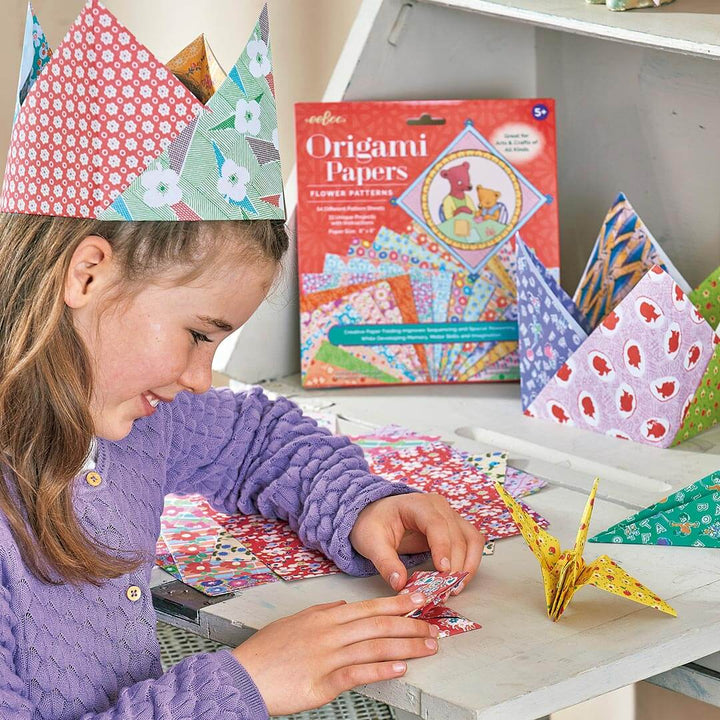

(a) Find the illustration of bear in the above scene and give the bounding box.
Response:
[439,162,476,222]
[474,185,508,224]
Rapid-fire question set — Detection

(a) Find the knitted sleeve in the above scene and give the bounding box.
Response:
[0,582,268,719]
[83,651,269,720]
[162,386,418,575]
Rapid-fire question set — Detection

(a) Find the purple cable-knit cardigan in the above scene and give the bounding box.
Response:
[0,386,417,719]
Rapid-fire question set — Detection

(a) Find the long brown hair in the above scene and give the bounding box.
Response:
[0,214,289,585]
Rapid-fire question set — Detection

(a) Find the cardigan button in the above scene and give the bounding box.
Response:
[85,471,102,487]
[126,586,142,602]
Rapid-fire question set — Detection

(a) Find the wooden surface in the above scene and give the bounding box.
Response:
[645,665,720,712]
[199,471,720,719]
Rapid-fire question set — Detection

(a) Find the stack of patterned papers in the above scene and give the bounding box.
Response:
[353,426,549,540]
[155,494,338,597]
[300,224,519,387]
[156,424,549,597]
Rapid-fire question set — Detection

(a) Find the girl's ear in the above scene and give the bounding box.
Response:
[64,235,115,309]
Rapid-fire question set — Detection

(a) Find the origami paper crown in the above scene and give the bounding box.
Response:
[518,192,720,448]
[1,1,285,221]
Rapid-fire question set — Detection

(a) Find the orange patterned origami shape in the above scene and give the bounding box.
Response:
[495,478,677,621]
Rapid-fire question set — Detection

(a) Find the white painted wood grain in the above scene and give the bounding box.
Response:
[421,0,720,58]
[201,484,720,719]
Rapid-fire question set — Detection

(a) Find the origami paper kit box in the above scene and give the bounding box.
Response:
[295,100,560,388]
[519,193,720,448]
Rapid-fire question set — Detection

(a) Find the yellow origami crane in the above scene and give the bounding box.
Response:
[495,478,677,621]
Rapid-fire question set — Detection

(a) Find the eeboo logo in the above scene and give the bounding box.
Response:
[304,110,346,126]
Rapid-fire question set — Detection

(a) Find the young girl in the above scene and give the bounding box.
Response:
[0,213,485,719]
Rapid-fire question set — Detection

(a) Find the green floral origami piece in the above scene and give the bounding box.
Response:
[590,470,720,547]
[99,5,284,221]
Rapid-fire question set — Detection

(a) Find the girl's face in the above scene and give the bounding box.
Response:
[67,237,276,441]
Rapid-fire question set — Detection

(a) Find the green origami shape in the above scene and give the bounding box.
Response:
[690,265,720,330]
[100,5,283,221]
[589,470,720,547]
[671,341,720,446]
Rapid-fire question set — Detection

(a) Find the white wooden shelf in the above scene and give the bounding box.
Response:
[422,0,720,59]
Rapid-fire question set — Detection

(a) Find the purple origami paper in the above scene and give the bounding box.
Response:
[527,266,717,447]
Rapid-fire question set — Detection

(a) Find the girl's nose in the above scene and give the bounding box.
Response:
[178,353,213,395]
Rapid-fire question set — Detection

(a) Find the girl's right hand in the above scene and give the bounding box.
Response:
[231,592,439,716]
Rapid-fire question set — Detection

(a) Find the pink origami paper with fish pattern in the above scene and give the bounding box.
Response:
[527,266,717,447]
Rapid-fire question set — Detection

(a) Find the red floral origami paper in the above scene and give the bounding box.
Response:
[400,571,481,638]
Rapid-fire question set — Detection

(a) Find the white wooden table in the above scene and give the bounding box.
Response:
[152,375,720,719]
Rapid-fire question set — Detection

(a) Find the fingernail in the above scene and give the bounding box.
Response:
[389,572,400,589]
[429,624,439,637]
[410,592,425,605]
[425,638,437,651]
[439,557,450,571]
[393,662,407,674]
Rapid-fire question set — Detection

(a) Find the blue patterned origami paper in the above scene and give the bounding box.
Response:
[14,3,52,122]
[573,193,688,331]
[517,238,590,410]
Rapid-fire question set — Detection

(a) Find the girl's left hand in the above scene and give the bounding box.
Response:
[349,493,485,593]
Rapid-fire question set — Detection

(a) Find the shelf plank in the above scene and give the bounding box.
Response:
[421,0,720,59]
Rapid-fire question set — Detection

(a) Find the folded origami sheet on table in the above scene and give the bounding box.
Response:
[399,571,481,637]
[518,192,720,448]
[590,469,720,547]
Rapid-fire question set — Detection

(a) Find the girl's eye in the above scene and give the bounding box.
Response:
[189,330,212,345]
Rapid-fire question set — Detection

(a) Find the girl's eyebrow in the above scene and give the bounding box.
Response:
[197,315,233,332]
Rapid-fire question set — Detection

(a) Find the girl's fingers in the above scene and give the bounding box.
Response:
[327,660,408,695]
[362,539,408,592]
[452,523,485,594]
[419,512,455,574]
[337,635,438,669]
[335,615,438,646]
[447,519,468,574]
[332,593,426,623]
[304,600,348,613]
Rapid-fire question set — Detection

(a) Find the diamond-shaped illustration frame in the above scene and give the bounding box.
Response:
[393,120,552,272]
